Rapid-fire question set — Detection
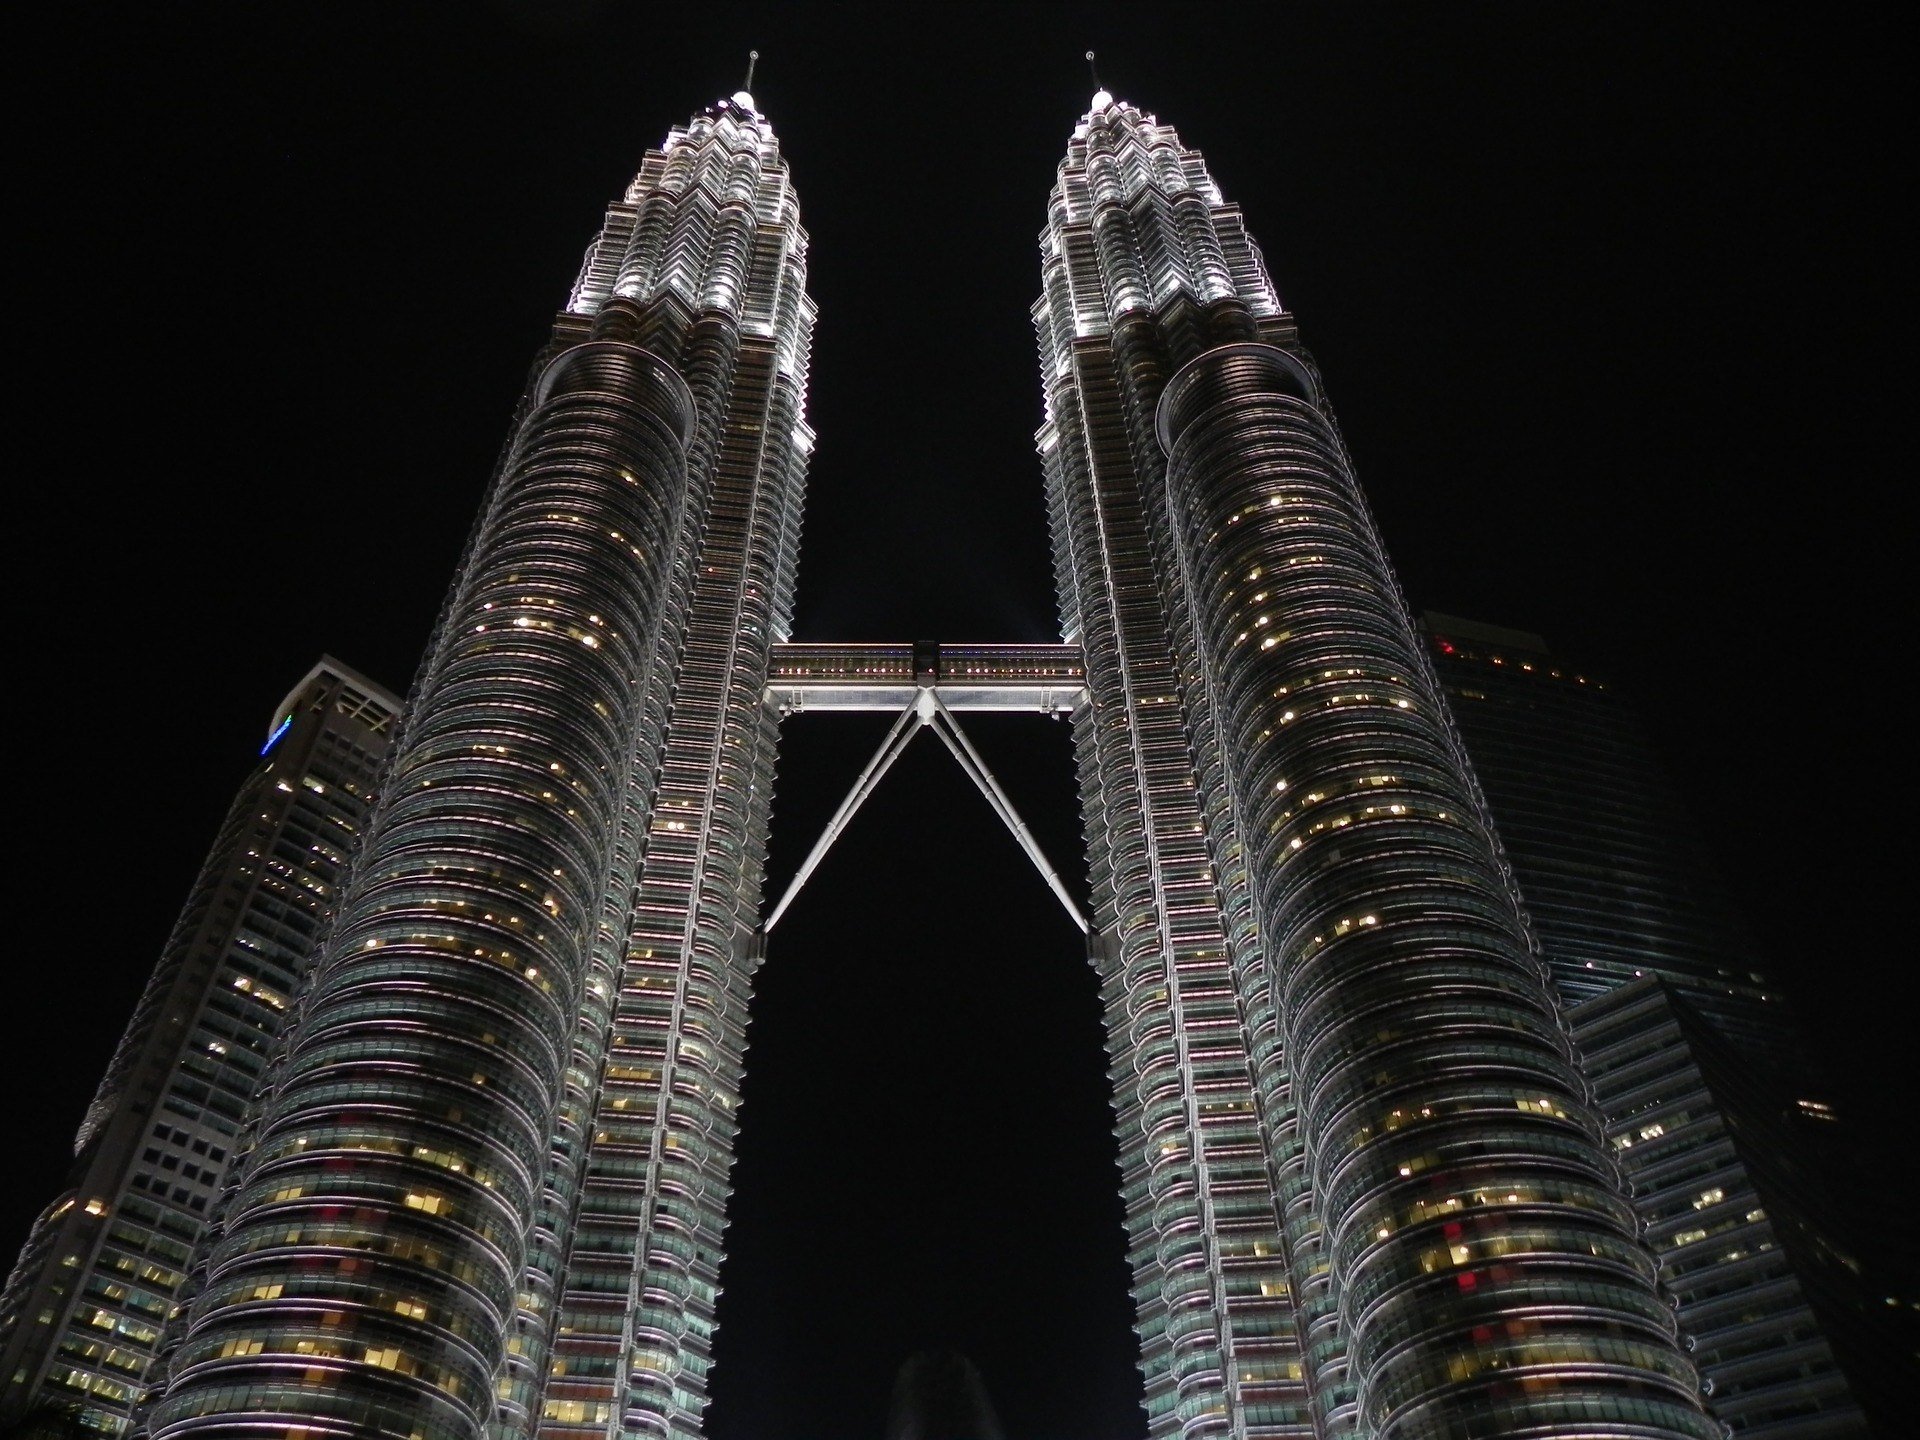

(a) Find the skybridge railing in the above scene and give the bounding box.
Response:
[766,641,1086,714]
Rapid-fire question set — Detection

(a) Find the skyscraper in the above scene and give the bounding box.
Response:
[134,87,813,1440]
[1,658,400,1436]
[1572,980,1868,1436]
[1419,613,1799,1065]
[1034,92,1714,1438]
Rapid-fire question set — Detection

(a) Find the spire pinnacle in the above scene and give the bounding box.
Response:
[1086,50,1114,113]
[731,50,760,113]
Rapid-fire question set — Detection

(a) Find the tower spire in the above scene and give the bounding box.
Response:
[731,50,761,114]
[1086,50,1113,113]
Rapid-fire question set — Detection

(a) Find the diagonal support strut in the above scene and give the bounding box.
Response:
[922,694,1089,934]
[763,700,920,933]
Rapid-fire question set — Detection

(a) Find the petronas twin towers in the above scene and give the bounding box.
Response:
[129,84,1718,1440]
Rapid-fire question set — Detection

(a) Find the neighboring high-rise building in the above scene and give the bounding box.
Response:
[0,658,400,1436]
[133,89,814,1440]
[1573,980,1869,1437]
[1032,92,1712,1439]
[1419,612,1801,1065]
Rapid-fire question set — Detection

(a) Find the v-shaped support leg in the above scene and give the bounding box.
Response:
[762,688,1088,936]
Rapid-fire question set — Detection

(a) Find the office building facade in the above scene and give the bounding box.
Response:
[1573,980,1866,1436]
[0,659,401,1435]
[1419,613,1799,1064]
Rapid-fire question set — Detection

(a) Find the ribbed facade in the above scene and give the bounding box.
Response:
[134,91,811,1440]
[1037,94,1716,1440]
[1036,97,1312,1439]
[1,659,400,1435]
[517,93,812,1440]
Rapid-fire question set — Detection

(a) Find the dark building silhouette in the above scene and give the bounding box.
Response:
[884,1350,1008,1440]
[1421,613,1799,1063]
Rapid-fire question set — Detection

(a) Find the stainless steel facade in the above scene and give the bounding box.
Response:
[134,92,814,1440]
[1,659,401,1436]
[1036,94,1716,1439]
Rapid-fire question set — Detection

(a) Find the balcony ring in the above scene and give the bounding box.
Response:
[1155,342,1319,455]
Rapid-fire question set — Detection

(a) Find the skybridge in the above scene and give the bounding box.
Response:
[762,642,1090,936]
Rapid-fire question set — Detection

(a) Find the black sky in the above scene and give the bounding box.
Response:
[10,6,1908,1437]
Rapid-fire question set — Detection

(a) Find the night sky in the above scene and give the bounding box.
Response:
[10,7,1907,1437]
